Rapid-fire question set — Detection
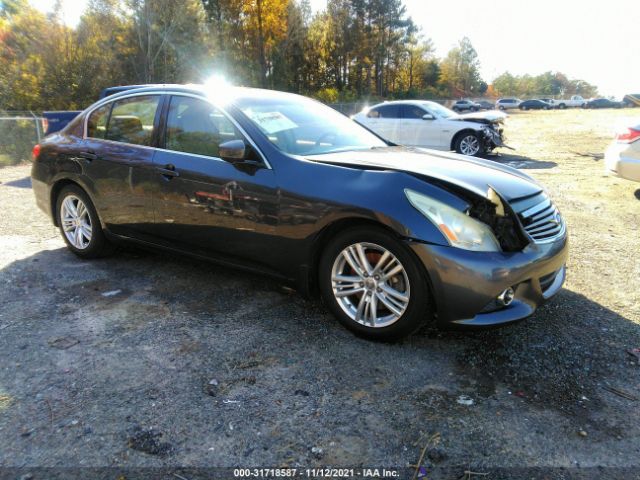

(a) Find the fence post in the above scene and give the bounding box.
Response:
[30,110,43,143]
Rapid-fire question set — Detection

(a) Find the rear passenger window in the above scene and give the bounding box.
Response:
[105,96,160,146]
[165,96,243,158]
[368,104,400,119]
[87,104,110,139]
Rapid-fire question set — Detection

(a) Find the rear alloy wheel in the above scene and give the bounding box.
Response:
[319,227,431,340]
[455,132,481,156]
[56,185,114,258]
[60,194,92,249]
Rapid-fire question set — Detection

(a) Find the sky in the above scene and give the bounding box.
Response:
[30,0,640,97]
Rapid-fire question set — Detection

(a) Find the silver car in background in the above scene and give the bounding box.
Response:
[605,122,640,182]
[495,98,522,110]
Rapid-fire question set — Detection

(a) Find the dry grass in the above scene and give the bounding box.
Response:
[497,109,640,323]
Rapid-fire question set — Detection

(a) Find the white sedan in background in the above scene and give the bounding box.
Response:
[605,122,640,182]
[352,100,507,157]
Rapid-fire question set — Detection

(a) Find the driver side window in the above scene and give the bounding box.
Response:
[165,96,243,158]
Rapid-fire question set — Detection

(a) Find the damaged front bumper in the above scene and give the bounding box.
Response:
[408,232,568,328]
[481,125,508,152]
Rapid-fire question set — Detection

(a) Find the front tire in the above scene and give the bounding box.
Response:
[56,185,114,258]
[454,132,482,156]
[318,227,432,341]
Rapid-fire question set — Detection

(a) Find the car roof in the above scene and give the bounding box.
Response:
[93,84,308,106]
[367,100,444,108]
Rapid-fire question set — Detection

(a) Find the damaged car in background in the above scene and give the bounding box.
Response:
[31,85,566,341]
[352,100,507,157]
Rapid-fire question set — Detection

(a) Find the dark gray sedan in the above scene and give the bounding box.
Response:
[31,85,568,340]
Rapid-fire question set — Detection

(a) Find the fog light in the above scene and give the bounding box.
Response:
[497,287,515,306]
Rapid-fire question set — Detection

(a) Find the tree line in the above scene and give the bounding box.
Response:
[0,0,598,111]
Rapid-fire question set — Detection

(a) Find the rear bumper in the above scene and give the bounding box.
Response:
[32,176,53,220]
[605,143,640,182]
[409,234,568,328]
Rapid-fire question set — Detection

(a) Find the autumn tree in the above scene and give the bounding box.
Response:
[439,37,485,96]
[127,0,211,84]
[0,0,603,111]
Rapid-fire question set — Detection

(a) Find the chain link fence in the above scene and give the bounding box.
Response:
[0,111,44,167]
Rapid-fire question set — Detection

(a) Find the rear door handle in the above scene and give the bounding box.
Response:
[79,151,98,161]
[156,164,179,178]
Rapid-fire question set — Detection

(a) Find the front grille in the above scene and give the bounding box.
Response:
[511,192,565,243]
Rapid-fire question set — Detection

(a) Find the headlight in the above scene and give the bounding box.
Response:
[405,189,501,252]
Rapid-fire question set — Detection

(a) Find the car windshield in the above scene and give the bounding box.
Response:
[233,95,387,156]
[421,102,456,119]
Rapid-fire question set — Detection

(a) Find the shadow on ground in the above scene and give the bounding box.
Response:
[0,176,31,188]
[482,152,557,170]
[0,246,638,468]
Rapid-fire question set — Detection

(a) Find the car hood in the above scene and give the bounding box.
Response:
[307,147,542,202]
[451,110,507,124]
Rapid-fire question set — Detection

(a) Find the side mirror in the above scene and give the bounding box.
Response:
[422,113,434,120]
[219,139,246,162]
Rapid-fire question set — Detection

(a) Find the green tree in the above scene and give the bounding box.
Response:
[127,0,210,84]
[439,37,485,96]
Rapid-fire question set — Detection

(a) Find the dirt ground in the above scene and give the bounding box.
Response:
[0,109,639,479]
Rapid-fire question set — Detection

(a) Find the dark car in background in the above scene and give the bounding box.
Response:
[585,98,623,109]
[519,99,553,110]
[31,85,568,340]
[475,100,495,110]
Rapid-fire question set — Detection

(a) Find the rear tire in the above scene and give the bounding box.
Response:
[318,226,432,341]
[55,185,114,258]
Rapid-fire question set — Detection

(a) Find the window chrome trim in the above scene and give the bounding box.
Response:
[82,90,271,169]
[153,147,227,163]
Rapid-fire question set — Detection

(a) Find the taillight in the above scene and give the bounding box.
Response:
[32,144,41,160]
[617,127,640,143]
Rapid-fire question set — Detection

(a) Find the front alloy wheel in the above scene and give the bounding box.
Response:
[456,133,481,156]
[331,242,410,328]
[319,226,432,340]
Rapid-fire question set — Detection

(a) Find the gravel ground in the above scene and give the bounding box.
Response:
[0,109,639,478]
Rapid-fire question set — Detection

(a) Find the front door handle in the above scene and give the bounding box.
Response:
[157,164,179,178]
